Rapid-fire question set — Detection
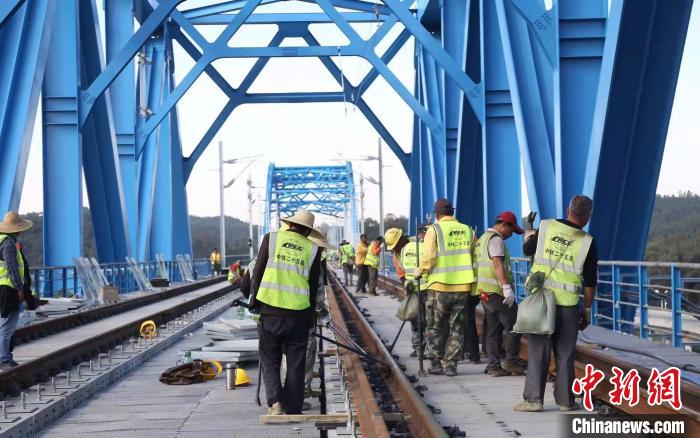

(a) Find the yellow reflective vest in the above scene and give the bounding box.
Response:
[257,230,319,310]
[426,220,474,290]
[400,237,427,291]
[364,242,380,268]
[474,231,513,296]
[210,252,221,264]
[529,219,593,306]
[0,235,23,289]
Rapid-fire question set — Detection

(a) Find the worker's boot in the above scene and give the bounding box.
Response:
[428,360,444,375]
[487,367,511,377]
[502,359,526,376]
[268,402,283,415]
[513,400,543,412]
[444,363,457,377]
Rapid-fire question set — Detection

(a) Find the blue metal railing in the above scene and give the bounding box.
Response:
[31,258,216,298]
[512,258,700,348]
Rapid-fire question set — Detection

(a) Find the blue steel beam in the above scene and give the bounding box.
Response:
[136,36,166,260]
[79,0,132,262]
[382,0,485,124]
[189,12,388,25]
[441,0,468,205]
[181,31,286,181]
[356,28,411,97]
[0,0,54,214]
[301,32,410,172]
[106,0,138,253]
[316,0,442,132]
[585,0,694,260]
[0,0,24,28]
[555,0,607,215]
[493,0,557,219]
[453,0,484,230]
[297,0,392,15]
[42,0,82,267]
[80,0,185,127]
[150,32,193,259]
[182,0,281,19]
[481,0,522,255]
[135,0,261,151]
[418,46,447,199]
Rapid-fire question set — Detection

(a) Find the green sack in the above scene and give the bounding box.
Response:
[512,273,556,335]
[396,283,419,321]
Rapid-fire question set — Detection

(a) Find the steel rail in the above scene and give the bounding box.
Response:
[328,271,447,437]
[0,281,234,396]
[13,276,226,346]
[377,275,700,435]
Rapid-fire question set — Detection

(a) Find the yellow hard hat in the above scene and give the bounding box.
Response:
[140,320,157,338]
[235,367,252,386]
[202,360,223,380]
[384,228,403,250]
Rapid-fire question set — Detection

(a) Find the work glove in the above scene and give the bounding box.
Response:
[502,284,515,307]
[413,268,422,280]
[579,308,591,331]
[526,211,537,227]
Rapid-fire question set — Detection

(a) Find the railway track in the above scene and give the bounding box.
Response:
[0,279,234,397]
[13,276,226,347]
[326,271,447,437]
[376,275,700,435]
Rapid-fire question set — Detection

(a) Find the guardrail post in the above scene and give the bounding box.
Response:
[638,266,649,339]
[612,265,621,332]
[62,267,68,297]
[671,264,682,348]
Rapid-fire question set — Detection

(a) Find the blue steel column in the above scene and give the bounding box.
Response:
[106,0,138,252]
[0,0,55,213]
[493,0,557,219]
[79,0,132,262]
[42,0,82,266]
[555,0,606,214]
[441,0,467,205]
[149,29,192,259]
[137,36,166,260]
[480,0,521,254]
[453,0,484,231]
[585,0,693,260]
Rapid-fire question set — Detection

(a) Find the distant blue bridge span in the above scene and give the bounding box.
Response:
[0,0,693,265]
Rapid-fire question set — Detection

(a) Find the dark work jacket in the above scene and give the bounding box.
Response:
[251,231,321,325]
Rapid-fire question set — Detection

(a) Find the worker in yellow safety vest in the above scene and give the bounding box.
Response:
[416,199,475,377]
[0,212,34,371]
[210,248,221,276]
[339,241,355,286]
[514,195,598,413]
[363,236,383,295]
[474,211,525,377]
[354,234,370,293]
[385,223,428,357]
[250,210,322,416]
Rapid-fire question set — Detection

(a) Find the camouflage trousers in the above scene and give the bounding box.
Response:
[425,290,468,364]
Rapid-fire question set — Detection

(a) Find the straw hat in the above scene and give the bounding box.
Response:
[0,211,33,234]
[308,228,335,250]
[280,209,315,230]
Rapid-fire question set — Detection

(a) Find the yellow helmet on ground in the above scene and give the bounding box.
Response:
[384,228,403,251]
[140,320,157,339]
[235,367,252,386]
[202,360,223,380]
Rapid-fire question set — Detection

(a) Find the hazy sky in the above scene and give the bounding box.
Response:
[18,1,700,229]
